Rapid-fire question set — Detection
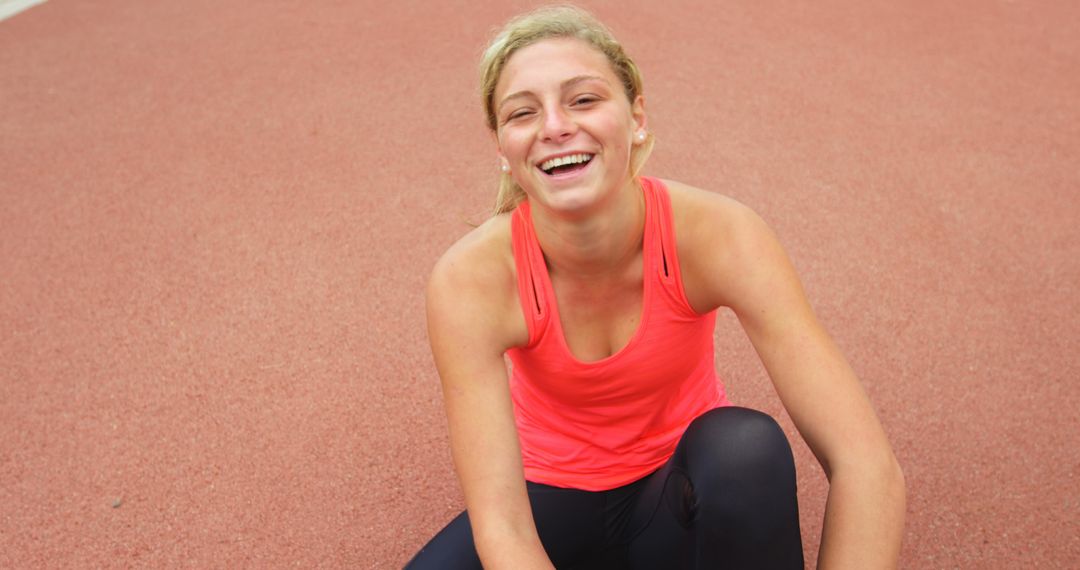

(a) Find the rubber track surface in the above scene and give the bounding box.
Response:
[1,1,1077,567]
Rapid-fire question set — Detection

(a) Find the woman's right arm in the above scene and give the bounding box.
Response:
[425,238,555,569]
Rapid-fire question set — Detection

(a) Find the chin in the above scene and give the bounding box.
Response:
[521,160,628,215]
[534,185,613,217]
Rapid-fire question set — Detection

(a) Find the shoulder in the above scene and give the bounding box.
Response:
[428,212,516,306]
[658,178,764,240]
[656,178,785,312]
[427,212,528,351]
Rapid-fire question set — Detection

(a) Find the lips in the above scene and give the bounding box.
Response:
[541,157,593,183]
[536,152,596,179]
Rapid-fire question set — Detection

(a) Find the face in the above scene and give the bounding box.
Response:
[492,37,646,215]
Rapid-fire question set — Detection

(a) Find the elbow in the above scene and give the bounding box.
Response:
[828,447,907,504]
[874,444,905,489]
[875,450,906,499]
[862,449,907,510]
[874,452,908,538]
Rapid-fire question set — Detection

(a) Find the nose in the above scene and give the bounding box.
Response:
[539,104,575,143]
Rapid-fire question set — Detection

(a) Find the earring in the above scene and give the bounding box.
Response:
[500,163,510,173]
[636,131,647,142]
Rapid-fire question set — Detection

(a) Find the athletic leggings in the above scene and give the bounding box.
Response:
[405,407,804,569]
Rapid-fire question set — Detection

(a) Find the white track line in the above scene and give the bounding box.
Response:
[0,0,48,22]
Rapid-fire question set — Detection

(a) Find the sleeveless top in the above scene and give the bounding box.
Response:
[507,176,730,491]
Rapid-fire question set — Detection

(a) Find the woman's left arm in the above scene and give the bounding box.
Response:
[686,193,906,569]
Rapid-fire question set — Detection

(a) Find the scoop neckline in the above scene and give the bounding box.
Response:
[524,180,654,367]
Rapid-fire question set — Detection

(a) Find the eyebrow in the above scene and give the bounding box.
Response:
[497,75,611,114]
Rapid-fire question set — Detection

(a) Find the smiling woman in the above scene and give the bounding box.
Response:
[479,8,654,217]
[489,36,645,217]
[407,5,905,569]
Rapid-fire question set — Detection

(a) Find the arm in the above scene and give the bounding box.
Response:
[426,238,555,569]
[686,195,906,568]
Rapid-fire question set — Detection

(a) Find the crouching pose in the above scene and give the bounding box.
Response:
[409,6,905,569]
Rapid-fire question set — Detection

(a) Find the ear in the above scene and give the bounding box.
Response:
[631,95,647,135]
[491,130,509,169]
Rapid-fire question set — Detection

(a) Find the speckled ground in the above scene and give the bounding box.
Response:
[1,1,1077,568]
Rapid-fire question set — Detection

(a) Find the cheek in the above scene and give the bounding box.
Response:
[602,120,633,158]
[598,114,633,147]
[499,130,532,162]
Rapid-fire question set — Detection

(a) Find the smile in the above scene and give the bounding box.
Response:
[538,153,595,176]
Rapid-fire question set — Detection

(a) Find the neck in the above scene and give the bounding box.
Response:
[530,179,645,278]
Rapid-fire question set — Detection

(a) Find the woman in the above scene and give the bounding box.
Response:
[408,6,905,569]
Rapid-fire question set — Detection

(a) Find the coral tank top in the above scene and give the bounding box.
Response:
[507,176,729,491]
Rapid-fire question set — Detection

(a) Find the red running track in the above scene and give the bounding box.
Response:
[1,0,1078,567]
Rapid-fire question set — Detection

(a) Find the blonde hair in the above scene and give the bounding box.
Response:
[479,5,655,215]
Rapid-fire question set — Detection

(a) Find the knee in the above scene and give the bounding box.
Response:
[670,408,803,557]
[678,407,795,479]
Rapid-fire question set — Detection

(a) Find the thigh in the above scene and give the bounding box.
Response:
[404,483,612,570]
[403,511,481,570]
[526,481,612,567]
[623,407,803,569]
[620,461,694,569]
[671,407,803,568]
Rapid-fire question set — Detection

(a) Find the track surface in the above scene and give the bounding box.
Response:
[2,1,1078,567]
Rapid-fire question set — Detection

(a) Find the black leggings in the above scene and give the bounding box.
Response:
[405,407,803,569]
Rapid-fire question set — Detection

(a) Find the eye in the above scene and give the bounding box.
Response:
[506,109,534,122]
[572,95,600,105]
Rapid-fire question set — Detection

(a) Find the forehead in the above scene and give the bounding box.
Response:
[495,37,618,99]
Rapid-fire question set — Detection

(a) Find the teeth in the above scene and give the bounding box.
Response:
[540,153,593,172]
